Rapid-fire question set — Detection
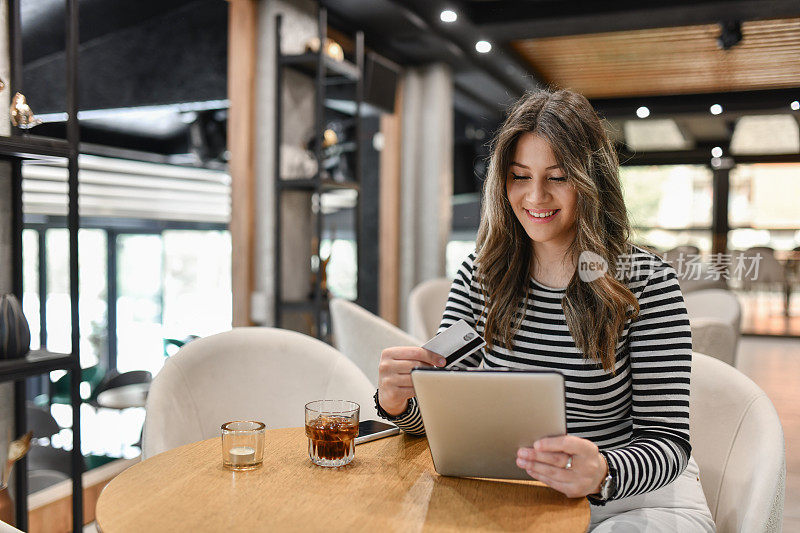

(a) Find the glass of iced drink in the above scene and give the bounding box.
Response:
[221,420,266,470]
[304,400,359,467]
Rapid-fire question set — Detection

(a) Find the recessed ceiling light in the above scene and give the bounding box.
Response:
[475,40,492,53]
[711,146,723,158]
[792,100,800,111]
[440,10,457,23]
[710,104,723,115]
[636,106,650,119]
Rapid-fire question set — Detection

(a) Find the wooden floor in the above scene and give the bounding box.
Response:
[736,336,800,531]
[738,290,800,337]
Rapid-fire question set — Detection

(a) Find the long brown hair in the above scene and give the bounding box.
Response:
[476,89,639,372]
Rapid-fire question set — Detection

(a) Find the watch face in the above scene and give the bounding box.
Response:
[601,474,616,500]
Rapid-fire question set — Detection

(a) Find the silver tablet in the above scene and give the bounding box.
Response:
[411,368,566,480]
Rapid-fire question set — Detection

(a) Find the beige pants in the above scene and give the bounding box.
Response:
[589,456,715,532]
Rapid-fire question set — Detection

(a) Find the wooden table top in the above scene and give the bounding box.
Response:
[96,427,590,532]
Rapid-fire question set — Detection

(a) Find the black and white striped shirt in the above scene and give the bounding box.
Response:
[387,246,692,501]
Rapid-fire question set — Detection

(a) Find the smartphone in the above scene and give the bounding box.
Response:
[354,419,401,445]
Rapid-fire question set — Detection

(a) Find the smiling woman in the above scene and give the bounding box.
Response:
[376,88,716,532]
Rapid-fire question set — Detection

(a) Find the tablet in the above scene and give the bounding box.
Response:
[410,368,566,480]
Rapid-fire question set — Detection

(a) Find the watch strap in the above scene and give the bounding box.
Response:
[374,389,414,421]
[587,451,617,506]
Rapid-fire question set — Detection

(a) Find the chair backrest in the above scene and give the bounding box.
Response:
[664,244,701,259]
[684,288,742,336]
[26,403,61,440]
[142,327,378,459]
[407,278,451,341]
[95,370,153,397]
[742,247,785,284]
[27,469,70,494]
[690,318,737,365]
[330,299,422,387]
[690,352,785,533]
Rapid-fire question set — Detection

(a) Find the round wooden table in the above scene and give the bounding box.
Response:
[96,427,590,532]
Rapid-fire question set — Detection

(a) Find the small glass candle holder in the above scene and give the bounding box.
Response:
[221,420,265,470]
[305,400,359,467]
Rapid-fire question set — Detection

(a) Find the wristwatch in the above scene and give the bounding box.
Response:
[589,452,617,505]
[374,390,414,421]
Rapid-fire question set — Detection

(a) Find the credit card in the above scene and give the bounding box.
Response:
[422,319,486,367]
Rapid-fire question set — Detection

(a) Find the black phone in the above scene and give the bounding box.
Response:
[355,419,401,445]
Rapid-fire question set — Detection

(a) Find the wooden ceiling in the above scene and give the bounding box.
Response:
[511,18,800,98]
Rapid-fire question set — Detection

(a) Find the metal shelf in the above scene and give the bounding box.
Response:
[277,177,360,191]
[280,52,360,82]
[0,350,74,382]
[0,134,70,159]
[280,299,326,313]
[274,9,364,342]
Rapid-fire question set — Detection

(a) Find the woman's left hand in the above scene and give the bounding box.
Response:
[516,435,608,499]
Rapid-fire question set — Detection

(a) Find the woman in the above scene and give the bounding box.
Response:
[375,89,715,531]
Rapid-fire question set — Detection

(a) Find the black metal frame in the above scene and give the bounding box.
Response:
[274,8,364,340]
[0,1,83,530]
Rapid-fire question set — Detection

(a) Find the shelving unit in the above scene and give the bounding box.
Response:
[274,7,364,340]
[0,0,83,531]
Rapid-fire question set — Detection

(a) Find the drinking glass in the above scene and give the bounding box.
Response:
[221,420,266,470]
[304,400,359,467]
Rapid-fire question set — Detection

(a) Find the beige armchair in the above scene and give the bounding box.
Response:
[685,289,742,359]
[407,278,451,341]
[690,352,785,532]
[142,327,377,459]
[330,298,422,387]
[690,317,738,365]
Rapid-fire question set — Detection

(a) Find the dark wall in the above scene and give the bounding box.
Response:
[24,0,227,114]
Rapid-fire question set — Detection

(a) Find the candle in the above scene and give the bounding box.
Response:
[229,446,256,465]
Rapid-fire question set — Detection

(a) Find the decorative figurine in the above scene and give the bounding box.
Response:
[323,128,338,148]
[304,37,345,62]
[0,294,31,359]
[10,92,42,129]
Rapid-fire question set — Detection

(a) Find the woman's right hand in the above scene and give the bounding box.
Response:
[377,346,447,416]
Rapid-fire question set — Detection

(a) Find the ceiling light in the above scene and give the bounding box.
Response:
[710,104,723,115]
[791,100,800,111]
[475,40,492,54]
[636,106,650,119]
[440,10,457,23]
[711,146,723,158]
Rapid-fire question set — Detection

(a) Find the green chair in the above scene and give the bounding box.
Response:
[44,364,106,405]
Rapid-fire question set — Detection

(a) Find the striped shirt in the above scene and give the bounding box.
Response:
[385,246,692,501]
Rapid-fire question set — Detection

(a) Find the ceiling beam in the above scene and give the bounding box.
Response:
[472,0,800,41]
[387,0,540,98]
[618,147,800,166]
[591,88,800,120]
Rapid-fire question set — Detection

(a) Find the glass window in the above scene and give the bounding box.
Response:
[116,234,164,375]
[44,228,107,367]
[446,240,477,280]
[320,191,358,300]
[620,165,713,229]
[162,230,232,340]
[729,164,800,250]
[22,229,40,350]
[620,165,713,253]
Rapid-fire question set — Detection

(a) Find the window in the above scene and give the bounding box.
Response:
[620,165,713,253]
[729,163,800,250]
